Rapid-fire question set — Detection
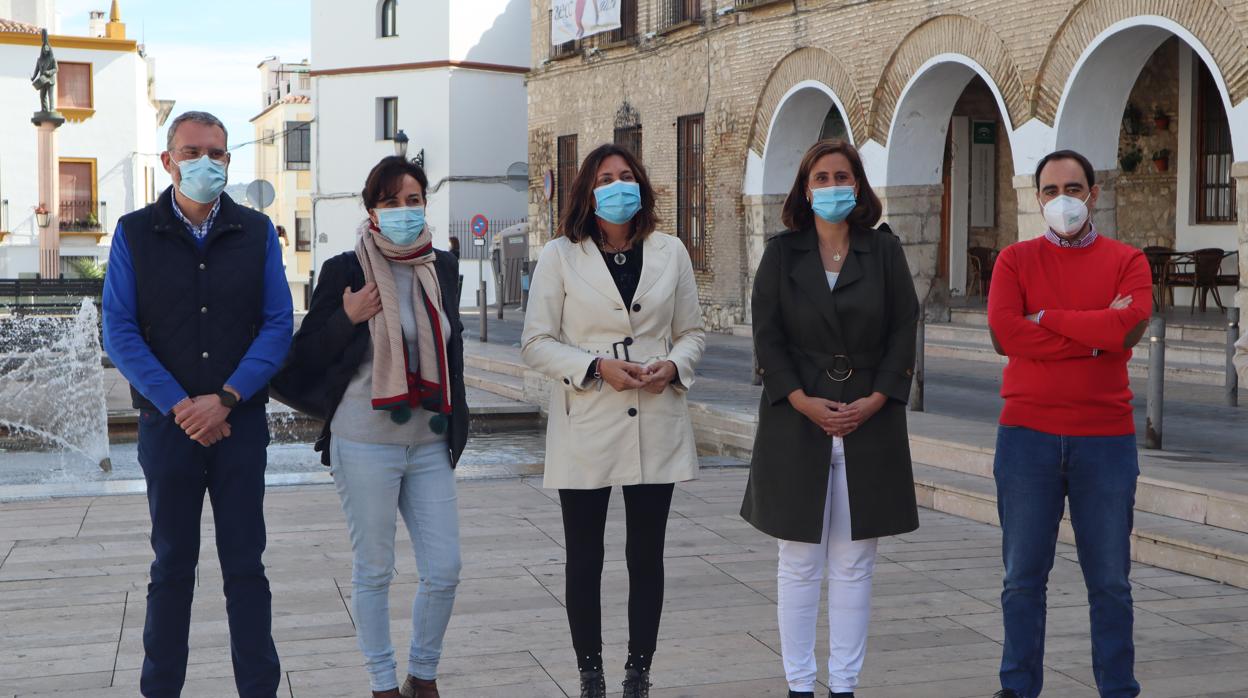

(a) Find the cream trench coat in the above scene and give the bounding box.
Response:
[521,232,706,490]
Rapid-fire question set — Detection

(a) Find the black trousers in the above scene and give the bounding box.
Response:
[137,405,281,697]
[558,483,675,671]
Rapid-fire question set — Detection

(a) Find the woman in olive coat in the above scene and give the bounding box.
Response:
[740,140,919,698]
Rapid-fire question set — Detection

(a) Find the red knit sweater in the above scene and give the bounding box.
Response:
[986,235,1153,436]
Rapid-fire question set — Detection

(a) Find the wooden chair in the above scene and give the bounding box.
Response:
[1188,248,1230,313]
[1142,245,1176,309]
[966,254,983,298]
[967,247,997,297]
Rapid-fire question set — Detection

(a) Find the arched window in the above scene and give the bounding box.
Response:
[380,0,397,38]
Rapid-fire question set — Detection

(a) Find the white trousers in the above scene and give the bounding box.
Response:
[776,437,879,693]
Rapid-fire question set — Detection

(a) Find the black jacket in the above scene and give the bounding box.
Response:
[270,250,468,466]
[120,188,270,411]
[740,224,920,543]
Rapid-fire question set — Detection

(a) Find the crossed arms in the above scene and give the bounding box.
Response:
[987,248,1153,360]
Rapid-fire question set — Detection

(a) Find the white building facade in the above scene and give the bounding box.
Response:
[310,0,530,305]
[0,0,169,278]
[251,56,313,310]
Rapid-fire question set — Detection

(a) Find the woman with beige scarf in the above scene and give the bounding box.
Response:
[273,157,466,698]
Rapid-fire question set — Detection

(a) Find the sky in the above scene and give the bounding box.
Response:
[57,0,311,186]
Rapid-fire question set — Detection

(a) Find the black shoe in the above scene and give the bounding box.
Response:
[829,692,855,697]
[788,692,814,697]
[993,691,1022,698]
[578,670,606,698]
[622,667,651,698]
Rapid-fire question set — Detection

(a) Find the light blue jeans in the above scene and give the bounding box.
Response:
[330,436,462,692]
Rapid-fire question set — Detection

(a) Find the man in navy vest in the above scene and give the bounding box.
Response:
[103,111,292,697]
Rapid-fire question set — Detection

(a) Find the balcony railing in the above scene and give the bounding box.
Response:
[59,200,101,232]
[734,0,788,9]
[659,0,702,33]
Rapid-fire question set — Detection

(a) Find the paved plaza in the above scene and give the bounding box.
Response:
[3,469,1248,697]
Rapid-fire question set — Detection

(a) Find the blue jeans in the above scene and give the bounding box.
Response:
[137,405,280,698]
[994,426,1140,698]
[330,437,461,692]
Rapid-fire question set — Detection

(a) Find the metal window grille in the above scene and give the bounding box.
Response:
[1196,62,1236,223]
[284,121,311,171]
[603,0,638,44]
[676,114,706,270]
[733,0,787,9]
[557,134,579,226]
[659,0,702,32]
[549,10,578,59]
[614,125,642,162]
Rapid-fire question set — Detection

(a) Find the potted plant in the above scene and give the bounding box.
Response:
[1153,106,1170,130]
[84,211,100,230]
[1152,148,1171,172]
[1119,146,1143,173]
[1122,102,1144,136]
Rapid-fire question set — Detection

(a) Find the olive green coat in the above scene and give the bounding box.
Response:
[740,225,920,543]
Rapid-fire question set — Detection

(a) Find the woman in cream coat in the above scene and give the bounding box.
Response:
[522,143,704,698]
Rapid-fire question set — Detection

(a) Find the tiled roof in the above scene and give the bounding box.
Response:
[0,17,41,33]
[249,93,312,122]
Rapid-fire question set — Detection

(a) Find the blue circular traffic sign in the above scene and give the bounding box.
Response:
[471,214,489,237]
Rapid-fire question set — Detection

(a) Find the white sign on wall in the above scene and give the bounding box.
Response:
[551,0,622,45]
[970,120,996,228]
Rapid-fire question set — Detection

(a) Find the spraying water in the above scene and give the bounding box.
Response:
[0,299,111,471]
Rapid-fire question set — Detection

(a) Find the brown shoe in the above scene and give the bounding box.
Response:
[400,675,440,698]
[372,689,400,698]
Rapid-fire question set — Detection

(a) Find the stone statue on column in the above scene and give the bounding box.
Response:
[31,29,59,117]
[32,28,64,279]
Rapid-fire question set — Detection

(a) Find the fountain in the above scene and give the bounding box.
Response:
[0,299,110,471]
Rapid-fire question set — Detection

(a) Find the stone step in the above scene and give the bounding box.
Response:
[464,367,526,403]
[464,352,527,378]
[911,463,1248,588]
[948,307,1231,343]
[910,433,1248,537]
[924,324,1231,385]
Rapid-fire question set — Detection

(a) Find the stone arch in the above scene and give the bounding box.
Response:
[1033,0,1248,124]
[869,14,1028,145]
[748,47,866,158]
[1051,14,1247,168]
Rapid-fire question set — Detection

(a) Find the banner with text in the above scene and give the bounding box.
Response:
[551,0,621,45]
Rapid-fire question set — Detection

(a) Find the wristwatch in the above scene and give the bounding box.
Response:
[217,389,239,409]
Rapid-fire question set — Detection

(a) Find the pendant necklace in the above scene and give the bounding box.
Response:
[602,239,629,266]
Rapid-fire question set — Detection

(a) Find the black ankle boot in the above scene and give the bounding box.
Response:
[622,667,651,698]
[578,669,606,698]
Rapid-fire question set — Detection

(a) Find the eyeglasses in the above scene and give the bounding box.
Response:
[173,146,228,161]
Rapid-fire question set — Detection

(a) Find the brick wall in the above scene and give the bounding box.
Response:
[527,0,1248,328]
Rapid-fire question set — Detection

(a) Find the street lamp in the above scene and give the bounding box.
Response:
[392,130,425,169]
[34,204,50,229]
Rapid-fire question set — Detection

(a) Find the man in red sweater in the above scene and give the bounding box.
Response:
[986,150,1152,698]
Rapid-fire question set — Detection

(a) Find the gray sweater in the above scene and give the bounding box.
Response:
[330,263,449,446]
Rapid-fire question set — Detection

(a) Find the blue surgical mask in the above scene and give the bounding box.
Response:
[176,155,228,204]
[594,180,642,224]
[811,185,856,223]
[375,206,426,246]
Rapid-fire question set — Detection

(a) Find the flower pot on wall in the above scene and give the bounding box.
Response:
[1154,116,1170,130]
[1153,158,1169,172]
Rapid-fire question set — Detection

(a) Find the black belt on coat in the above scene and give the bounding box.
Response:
[795,347,884,383]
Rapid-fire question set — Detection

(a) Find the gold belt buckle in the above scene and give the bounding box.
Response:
[825,355,853,383]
